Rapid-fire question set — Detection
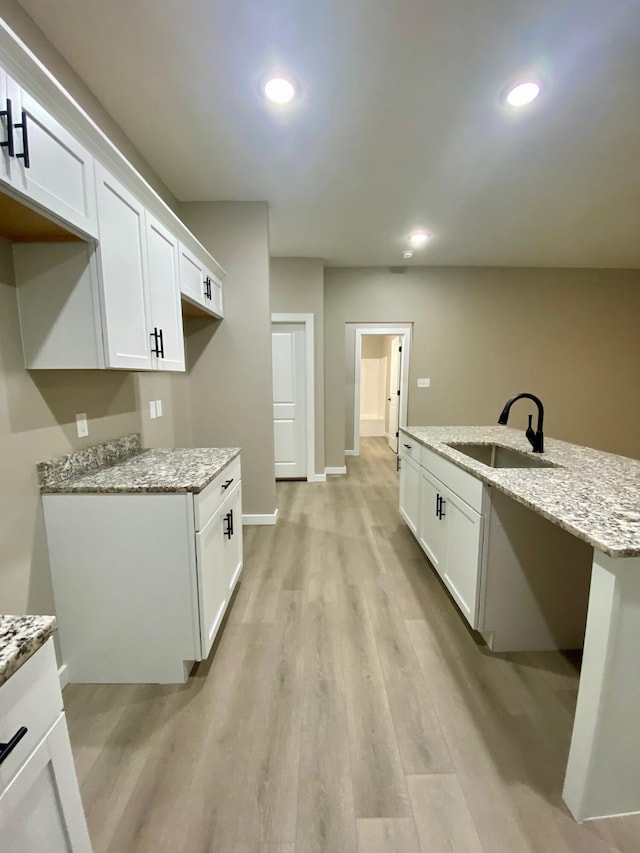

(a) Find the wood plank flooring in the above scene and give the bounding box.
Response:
[63,437,640,852]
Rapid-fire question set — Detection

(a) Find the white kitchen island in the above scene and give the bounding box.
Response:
[399,425,640,823]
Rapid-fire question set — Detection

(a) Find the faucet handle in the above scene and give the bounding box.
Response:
[525,414,536,451]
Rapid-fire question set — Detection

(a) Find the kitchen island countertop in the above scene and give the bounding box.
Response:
[401,425,640,558]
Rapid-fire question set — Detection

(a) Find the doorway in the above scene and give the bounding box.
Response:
[271,314,316,480]
[351,324,411,457]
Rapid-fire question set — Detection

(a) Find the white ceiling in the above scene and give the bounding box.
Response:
[15,0,640,267]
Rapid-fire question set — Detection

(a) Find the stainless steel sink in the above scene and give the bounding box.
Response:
[447,443,560,469]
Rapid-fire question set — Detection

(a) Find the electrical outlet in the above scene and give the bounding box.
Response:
[75,413,88,438]
[417,378,431,388]
[156,399,163,417]
[149,400,157,419]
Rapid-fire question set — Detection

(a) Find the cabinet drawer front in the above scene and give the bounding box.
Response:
[399,433,420,461]
[194,456,242,531]
[421,446,484,512]
[0,640,62,788]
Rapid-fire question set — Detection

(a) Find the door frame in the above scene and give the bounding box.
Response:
[271,313,319,482]
[351,324,411,457]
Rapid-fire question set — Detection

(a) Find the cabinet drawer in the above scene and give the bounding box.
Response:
[0,640,62,788]
[194,456,241,531]
[421,446,484,512]
[399,434,420,462]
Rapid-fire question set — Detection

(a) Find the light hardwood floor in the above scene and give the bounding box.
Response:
[64,438,640,852]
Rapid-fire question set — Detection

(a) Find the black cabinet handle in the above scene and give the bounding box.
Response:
[0,98,15,157]
[0,726,28,765]
[158,328,164,359]
[150,327,160,356]
[436,494,440,517]
[403,443,412,450]
[14,109,30,169]
[224,510,233,539]
[221,478,234,491]
[439,498,446,519]
[204,276,212,300]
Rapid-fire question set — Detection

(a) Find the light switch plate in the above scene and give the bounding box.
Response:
[75,413,88,438]
[156,399,163,417]
[149,400,157,419]
[417,378,431,388]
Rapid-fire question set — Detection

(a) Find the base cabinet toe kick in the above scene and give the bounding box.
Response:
[42,456,243,685]
[398,431,640,822]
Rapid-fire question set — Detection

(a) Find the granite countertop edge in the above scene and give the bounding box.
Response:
[400,425,640,559]
[40,447,241,495]
[0,616,57,688]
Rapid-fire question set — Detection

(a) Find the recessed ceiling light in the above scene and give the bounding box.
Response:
[403,251,413,259]
[408,231,430,248]
[505,81,540,107]
[264,76,296,104]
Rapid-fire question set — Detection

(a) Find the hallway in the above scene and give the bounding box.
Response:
[64,438,639,852]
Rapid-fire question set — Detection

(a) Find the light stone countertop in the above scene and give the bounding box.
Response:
[401,425,640,558]
[0,615,56,687]
[40,447,241,495]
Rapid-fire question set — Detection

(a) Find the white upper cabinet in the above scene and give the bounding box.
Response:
[146,213,185,371]
[16,166,186,372]
[179,242,224,319]
[0,67,11,182]
[2,74,97,238]
[94,162,152,369]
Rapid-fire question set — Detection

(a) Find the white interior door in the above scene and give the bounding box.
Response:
[388,336,402,452]
[272,323,307,479]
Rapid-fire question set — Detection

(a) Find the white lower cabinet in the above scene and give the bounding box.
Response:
[399,449,420,536]
[440,491,483,625]
[399,430,594,651]
[0,641,91,852]
[196,480,242,658]
[42,457,243,683]
[418,469,446,574]
[400,434,486,630]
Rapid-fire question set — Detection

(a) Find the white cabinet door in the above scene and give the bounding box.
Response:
[6,78,97,238]
[0,68,11,182]
[441,492,483,628]
[418,469,447,575]
[94,162,152,370]
[195,502,227,659]
[0,714,91,853]
[145,213,185,372]
[178,242,223,318]
[399,453,421,536]
[222,482,243,597]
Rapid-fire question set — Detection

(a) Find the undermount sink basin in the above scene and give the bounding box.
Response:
[447,443,560,469]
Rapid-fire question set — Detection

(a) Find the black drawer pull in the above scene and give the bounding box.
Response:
[221,478,234,491]
[403,443,412,450]
[14,109,30,169]
[0,726,28,765]
[439,498,446,519]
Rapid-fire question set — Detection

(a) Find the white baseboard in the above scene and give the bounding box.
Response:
[58,663,69,690]
[243,508,279,526]
[325,466,347,475]
[307,473,327,482]
[344,449,358,456]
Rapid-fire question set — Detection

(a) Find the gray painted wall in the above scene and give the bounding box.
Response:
[325,266,640,466]
[180,202,276,516]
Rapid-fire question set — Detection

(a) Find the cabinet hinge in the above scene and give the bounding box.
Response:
[399,346,402,352]
[395,430,399,437]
